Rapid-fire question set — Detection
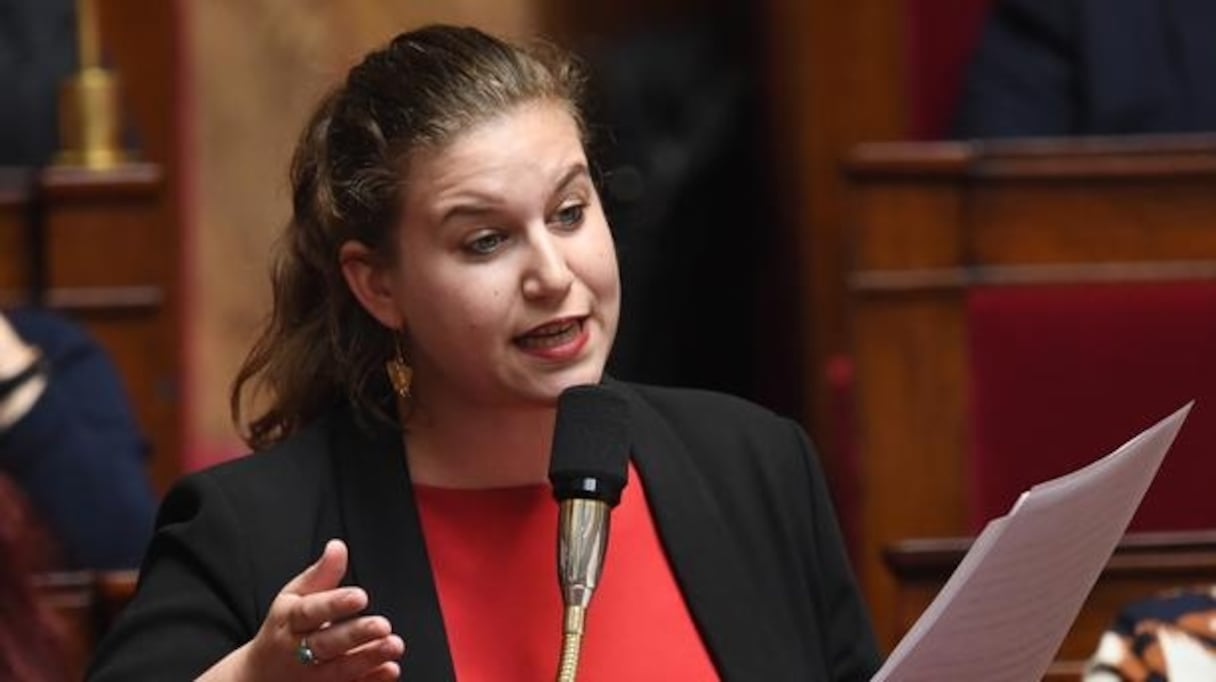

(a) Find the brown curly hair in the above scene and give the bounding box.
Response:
[231,25,588,450]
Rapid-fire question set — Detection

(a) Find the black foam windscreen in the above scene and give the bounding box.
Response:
[548,384,630,506]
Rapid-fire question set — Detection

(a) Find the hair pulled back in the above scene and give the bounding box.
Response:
[232,25,587,449]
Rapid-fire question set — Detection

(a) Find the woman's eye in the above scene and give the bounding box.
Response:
[553,203,585,229]
[465,232,508,256]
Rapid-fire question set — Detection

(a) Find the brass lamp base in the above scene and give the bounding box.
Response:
[55,67,128,169]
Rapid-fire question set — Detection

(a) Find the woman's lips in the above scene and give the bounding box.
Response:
[514,317,589,360]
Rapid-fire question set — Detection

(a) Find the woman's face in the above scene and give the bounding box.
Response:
[388,100,620,409]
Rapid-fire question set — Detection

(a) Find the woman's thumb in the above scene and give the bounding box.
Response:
[284,539,348,595]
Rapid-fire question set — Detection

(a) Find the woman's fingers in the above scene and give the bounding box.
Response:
[302,615,390,662]
[356,662,402,682]
[316,634,405,681]
[251,539,405,680]
[289,586,369,634]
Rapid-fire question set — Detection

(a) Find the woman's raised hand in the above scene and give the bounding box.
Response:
[198,539,405,681]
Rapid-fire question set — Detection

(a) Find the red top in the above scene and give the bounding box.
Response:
[414,463,719,681]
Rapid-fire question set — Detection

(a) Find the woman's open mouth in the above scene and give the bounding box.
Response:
[514,317,589,359]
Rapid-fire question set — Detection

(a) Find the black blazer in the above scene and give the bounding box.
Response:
[953,0,1216,138]
[87,382,880,680]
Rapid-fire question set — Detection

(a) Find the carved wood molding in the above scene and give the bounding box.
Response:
[849,135,1216,180]
[851,261,1216,294]
[0,286,163,312]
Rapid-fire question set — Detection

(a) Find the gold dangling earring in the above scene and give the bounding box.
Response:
[385,331,413,399]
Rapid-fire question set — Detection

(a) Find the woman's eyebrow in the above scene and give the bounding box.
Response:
[552,163,590,193]
[437,163,590,226]
[438,202,496,227]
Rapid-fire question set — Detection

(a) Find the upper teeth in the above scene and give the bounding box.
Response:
[532,320,574,336]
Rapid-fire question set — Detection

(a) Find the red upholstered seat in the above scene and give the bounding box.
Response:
[966,282,1216,532]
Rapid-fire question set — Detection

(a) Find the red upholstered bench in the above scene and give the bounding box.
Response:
[966,281,1216,532]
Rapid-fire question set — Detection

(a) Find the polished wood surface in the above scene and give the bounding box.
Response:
[886,531,1216,680]
[846,134,1216,651]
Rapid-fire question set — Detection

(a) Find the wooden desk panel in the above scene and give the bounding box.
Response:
[42,164,165,288]
[0,170,35,292]
[971,181,1216,265]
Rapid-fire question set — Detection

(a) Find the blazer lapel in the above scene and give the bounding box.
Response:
[332,412,457,681]
[618,384,800,679]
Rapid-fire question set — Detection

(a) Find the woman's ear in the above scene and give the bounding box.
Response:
[339,240,405,329]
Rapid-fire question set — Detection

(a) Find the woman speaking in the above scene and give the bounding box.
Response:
[87,25,879,681]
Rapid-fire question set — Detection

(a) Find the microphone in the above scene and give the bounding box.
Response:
[548,384,630,682]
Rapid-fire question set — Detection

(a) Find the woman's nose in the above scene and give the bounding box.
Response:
[521,230,574,300]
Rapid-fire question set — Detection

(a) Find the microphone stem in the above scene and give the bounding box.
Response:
[557,605,586,682]
[555,499,610,681]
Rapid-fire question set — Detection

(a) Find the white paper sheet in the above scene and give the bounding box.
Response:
[871,403,1192,682]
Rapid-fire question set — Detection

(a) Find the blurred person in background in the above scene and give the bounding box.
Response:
[1084,588,1216,681]
[0,0,156,571]
[953,0,1216,138]
[0,0,76,166]
[0,308,155,569]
